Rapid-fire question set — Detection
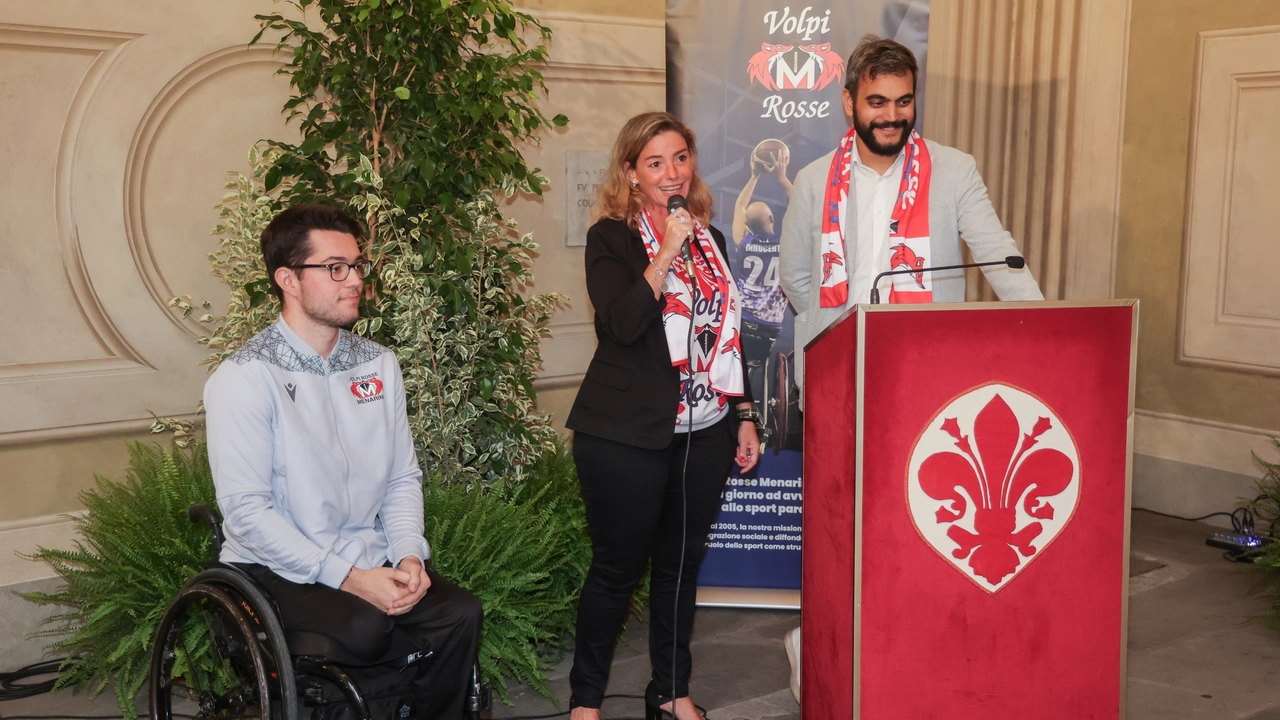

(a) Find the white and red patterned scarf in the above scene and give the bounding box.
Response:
[637,210,745,428]
[818,127,934,307]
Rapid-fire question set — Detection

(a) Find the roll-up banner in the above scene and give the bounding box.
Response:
[667,0,931,607]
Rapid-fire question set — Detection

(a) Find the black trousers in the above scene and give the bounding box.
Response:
[569,416,737,708]
[239,563,483,719]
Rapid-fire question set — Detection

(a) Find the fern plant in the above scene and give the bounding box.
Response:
[23,442,221,719]
[423,455,583,699]
[1247,439,1280,630]
[25,437,593,712]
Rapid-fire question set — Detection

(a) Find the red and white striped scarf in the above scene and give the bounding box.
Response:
[819,127,934,306]
[637,210,744,427]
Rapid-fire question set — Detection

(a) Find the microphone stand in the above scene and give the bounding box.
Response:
[869,256,1026,304]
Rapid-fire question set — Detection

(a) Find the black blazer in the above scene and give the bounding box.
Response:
[566,217,752,450]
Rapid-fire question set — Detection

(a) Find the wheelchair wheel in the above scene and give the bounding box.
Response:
[149,568,297,720]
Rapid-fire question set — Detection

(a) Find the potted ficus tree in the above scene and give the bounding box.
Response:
[27,1,596,715]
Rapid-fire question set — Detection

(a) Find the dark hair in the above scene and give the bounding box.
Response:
[844,34,918,96]
[260,203,364,300]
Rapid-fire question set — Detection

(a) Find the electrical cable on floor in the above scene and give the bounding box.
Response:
[1133,504,1260,534]
[1135,497,1277,564]
[0,660,64,702]
[0,657,180,719]
[0,713,197,720]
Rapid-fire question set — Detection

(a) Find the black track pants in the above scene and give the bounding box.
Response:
[240,563,482,719]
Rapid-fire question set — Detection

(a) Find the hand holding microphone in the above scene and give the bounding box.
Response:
[665,194,696,276]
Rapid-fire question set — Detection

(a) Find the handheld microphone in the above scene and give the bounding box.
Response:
[667,194,695,275]
[869,255,1027,304]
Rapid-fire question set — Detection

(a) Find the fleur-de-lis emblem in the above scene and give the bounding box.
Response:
[907,383,1079,593]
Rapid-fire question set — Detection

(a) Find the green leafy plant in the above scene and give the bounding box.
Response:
[24,439,592,713]
[33,0,597,710]
[250,0,567,486]
[423,439,588,698]
[23,442,220,719]
[170,145,285,370]
[252,0,565,218]
[346,163,561,487]
[174,0,570,487]
[1247,439,1280,630]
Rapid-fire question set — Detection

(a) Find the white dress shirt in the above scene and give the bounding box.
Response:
[849,149,906,304]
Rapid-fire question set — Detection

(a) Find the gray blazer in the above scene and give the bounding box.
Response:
[778,140,1044,393]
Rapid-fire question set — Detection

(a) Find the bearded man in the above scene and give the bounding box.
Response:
[778,35,1044,397]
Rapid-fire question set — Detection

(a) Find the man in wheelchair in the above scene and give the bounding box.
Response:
[201,203,483,718]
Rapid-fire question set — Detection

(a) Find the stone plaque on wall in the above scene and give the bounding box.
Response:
[565,150,610,247]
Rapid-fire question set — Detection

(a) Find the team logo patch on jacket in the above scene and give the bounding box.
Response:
[350,374,384,404]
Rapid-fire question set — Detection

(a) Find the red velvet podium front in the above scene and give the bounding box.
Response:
[801,301,1137,719]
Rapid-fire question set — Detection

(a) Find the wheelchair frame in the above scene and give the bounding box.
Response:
[147,505,488,720]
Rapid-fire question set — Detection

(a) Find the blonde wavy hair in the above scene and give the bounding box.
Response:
[592,112,713,228]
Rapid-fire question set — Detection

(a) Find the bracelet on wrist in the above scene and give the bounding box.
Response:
[735,407,761,424]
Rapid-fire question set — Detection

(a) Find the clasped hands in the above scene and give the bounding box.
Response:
[340,556,431,615]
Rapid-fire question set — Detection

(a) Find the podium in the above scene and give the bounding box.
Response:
[801,301,1137,719]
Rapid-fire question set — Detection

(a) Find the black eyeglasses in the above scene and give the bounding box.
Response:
[291,260,373,281]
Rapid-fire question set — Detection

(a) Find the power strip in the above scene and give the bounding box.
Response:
[1206,531,1265,560]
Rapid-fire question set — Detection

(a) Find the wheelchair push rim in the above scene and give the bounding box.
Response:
[149,568,296,720]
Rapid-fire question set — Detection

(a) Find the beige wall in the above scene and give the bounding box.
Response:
[925,0,1130,302]
[506,2,665,433]
[0,1,298,521]
[517,0,661,18]
[0,0,661,522]
[1116,0,1280,433]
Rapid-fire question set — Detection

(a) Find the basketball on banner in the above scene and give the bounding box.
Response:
[906,383,1080,594]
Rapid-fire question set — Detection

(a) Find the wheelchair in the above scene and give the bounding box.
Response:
[148,505,490,720]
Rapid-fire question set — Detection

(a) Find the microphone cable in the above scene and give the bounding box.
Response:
[670,250,696,719]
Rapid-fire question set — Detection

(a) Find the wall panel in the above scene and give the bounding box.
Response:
[0,5,295,447]
[0,1,663,517]
[1179,27,1280,376]
[506,9,666,420]
[1116,0,1280,435]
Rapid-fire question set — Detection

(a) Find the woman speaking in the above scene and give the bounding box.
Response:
[565,112,761,720]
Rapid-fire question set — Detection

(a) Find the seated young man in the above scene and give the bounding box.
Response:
[204,203,482,719]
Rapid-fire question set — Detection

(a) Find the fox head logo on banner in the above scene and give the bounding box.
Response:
[745,6,843,124]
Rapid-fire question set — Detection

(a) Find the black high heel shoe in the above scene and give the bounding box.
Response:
[644,699,708,720]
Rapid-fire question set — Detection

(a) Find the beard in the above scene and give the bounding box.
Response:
[299,288,360,329]
[853,114,913,157]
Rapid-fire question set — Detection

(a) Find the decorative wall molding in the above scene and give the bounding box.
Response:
[1134,408,1278,478]
[505,11,665,390]
[0,8,293,443]
[124,45,286,340]
[535,320,595,388]
[0,511,84,586]
[540,61,665,85]
[524,9,663,30]
[925,0,1130,301]
[0,412,203,448]
[0,24,148,382]
[1178,26,1280,376]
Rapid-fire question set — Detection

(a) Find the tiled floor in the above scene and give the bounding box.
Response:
[2,511,1278,719]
